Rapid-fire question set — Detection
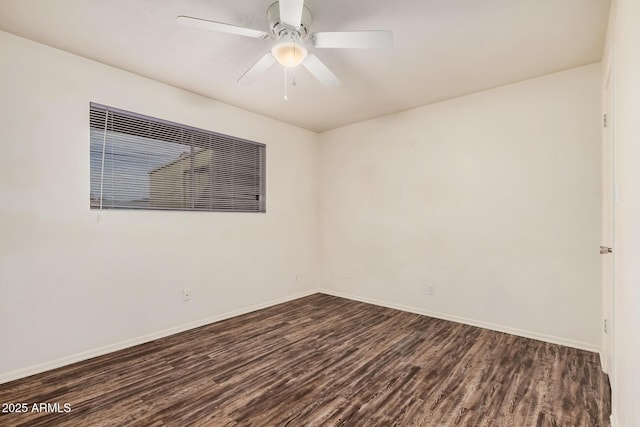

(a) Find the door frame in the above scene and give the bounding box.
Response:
[601,51,616,379]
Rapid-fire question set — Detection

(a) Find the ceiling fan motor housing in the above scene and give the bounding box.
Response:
[267,1,312,39]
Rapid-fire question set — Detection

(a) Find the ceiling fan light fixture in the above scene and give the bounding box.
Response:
[271,40,308,67]
[178,1,392,87]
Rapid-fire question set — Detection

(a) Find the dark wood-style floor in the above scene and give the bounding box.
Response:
[0,293,610,426]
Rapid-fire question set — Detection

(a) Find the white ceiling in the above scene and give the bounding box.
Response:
[0,0,610,132]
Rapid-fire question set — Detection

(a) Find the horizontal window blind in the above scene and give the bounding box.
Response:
[89,103,266,212]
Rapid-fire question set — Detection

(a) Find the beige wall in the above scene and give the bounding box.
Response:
[0,31,319,381]
[603,0,640,426]
[0,30,608,387]
[318,63,602,350]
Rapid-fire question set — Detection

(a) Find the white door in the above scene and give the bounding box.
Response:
[601,59,615,376]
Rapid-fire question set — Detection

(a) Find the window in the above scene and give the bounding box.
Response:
[89,103,266,212]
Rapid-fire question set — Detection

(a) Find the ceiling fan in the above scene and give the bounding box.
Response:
[177,0,393,87]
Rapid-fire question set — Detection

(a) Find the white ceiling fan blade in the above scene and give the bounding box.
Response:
[177,16,269,39]
[279,0,305,28]
[311,31,394,49]
[238,52,276,84]
[302,54,340,87]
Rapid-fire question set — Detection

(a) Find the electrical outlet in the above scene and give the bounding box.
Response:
[427,284,436,296]
[183,289,191,301]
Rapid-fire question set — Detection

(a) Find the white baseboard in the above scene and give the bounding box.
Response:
[599,350,608,373]
[610,412,619,427]
[0,290,317,385]
[318,289,600,353]
[1,288,601,385]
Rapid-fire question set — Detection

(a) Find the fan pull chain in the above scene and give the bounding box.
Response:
[284,66,288,101]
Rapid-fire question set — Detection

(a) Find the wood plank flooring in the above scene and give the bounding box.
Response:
[0,293,610,426]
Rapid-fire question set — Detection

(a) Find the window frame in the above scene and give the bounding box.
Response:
[89,103,266,213]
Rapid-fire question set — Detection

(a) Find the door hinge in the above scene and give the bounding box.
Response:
[604,114,608,128]
[604,319,608,334]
